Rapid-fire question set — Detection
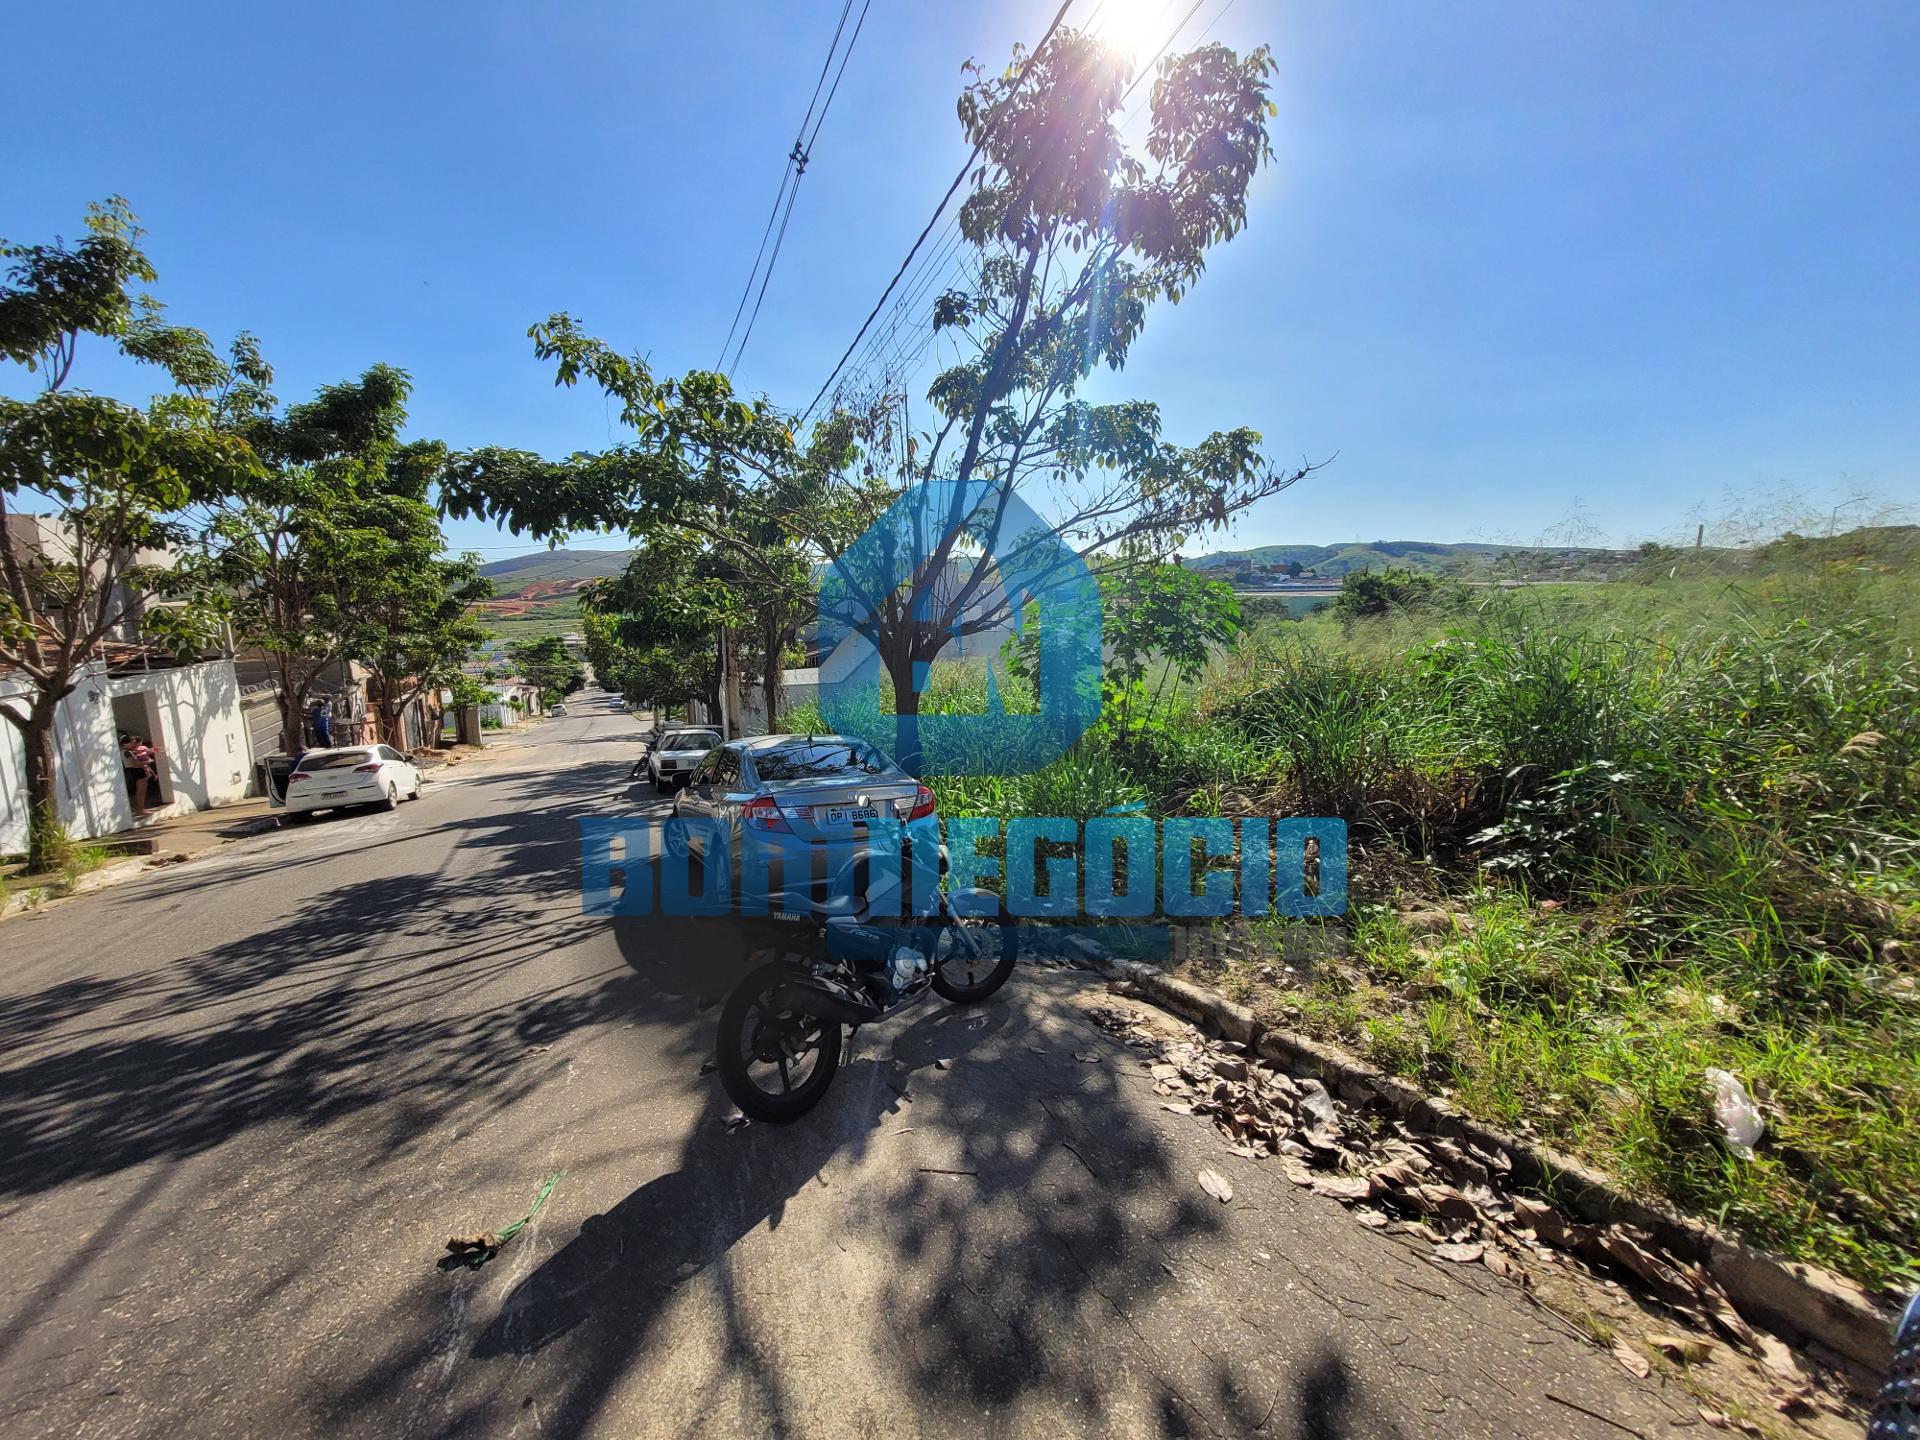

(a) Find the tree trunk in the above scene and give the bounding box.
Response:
[761,611,785,731]
[274,654,311,754]
[888,648,923,777]
[15,699,64,873]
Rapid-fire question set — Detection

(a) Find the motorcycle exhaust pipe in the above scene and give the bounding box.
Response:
[769,981,881,1026]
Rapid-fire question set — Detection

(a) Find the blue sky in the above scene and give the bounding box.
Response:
[5,1,1916,557]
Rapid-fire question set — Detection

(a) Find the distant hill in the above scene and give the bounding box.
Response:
[479,548,632,597]
[1186,540,1637,580]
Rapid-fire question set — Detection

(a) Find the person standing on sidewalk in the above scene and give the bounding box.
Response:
[119,732,157,813]
[310,697,332,748]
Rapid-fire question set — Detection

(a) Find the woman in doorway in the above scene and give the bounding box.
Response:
[119,732,157,814]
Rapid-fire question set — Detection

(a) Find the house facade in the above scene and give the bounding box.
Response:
[0,657,253,855]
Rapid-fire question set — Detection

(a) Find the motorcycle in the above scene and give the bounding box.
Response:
[714,857,1016,1122]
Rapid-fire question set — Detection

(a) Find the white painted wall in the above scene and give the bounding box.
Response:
[0,659,252,855]
[110,661,251,816]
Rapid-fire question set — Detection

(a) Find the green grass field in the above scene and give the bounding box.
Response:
[787,530,1919,1293]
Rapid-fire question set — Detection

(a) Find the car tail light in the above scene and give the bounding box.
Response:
[353,763,382,773]
[895,785,936,820]
[741,796,791,833]
[289,773,311,783]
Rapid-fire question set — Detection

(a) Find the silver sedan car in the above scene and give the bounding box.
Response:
[669,733,935,910]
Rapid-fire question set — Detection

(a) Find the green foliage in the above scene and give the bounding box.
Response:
[193,362,471,749]
[507,635,584,697]
[940,549,1920,1288]
[0,199,261,869]
[445,673,491,710]
[579,536,734,712]
[1329,565,1463,623]
[444,29,1307,773]
[1214,640,1429,821]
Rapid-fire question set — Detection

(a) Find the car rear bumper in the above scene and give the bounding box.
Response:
[284,778,385,812]
[733,831,944,916]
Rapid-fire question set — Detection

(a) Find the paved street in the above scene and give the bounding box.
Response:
[1,697,1706,1439]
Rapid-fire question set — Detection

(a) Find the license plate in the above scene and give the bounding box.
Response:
[322,791,347,799]
[823,805,879,826]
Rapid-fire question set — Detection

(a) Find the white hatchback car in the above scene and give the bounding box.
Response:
[283,744,422,817]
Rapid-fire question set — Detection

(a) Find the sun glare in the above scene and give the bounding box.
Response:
[1095,0,1171,60]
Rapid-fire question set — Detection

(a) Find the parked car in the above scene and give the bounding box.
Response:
[550,703,568,717]
[648,727,722,791]
[283,745,422,817]
[670,733,936,909]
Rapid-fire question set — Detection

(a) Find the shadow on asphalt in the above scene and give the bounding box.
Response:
[0,760,632,1197]
[1,730,1397,1438]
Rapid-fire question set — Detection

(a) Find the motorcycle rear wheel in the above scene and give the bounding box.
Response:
[716,960,843,1122]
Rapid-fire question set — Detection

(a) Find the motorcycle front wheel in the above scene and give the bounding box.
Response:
[715,960,843,1122]
[929,903,1018,1004]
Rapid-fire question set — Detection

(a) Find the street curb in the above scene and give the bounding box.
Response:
[1088,950,1898,1376]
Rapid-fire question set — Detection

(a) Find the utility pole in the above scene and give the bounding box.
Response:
[1694,523,1704,551]
[717,625,733,738]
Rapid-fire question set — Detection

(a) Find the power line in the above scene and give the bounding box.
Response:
[812,0,1234,425]
[1120,0,1208,107]
[715,0,856,371]
[800,0,1080,426]
[716,0,875,377]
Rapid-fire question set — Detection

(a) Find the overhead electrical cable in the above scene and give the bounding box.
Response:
[800,0,1081,425]
[716,0,875,376]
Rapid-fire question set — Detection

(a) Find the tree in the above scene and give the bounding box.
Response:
[1007,558,1241,743]
[578,535,735,718]
[0,199,258,868]
[444,27,1315,772]
[507,635,585,704]
[1099,561,1240,741]
[1329,566,1455,623]
[347,445,490,746]
[442,366,821,732]
[197,365,452,750]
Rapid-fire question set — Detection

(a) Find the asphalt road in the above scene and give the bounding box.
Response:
[0,696,1705,1438]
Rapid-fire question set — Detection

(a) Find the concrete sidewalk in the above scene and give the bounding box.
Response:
[0,740,531,918]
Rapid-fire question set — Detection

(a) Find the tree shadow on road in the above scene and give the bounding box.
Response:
[312,889,1249,1438]
[0,762,664,1200]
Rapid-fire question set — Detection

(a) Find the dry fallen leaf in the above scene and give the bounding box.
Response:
[1197,1168,1234,1203]
[1610,1340,1651,1379]
[1309,1174,1372,1202]
[1645,1332,1713,1365]
[1354,1208,1389,1229]
[1073,1050,1104,1063]
[1481,1248,1522,1280]
[1434,1241,1485,1264]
